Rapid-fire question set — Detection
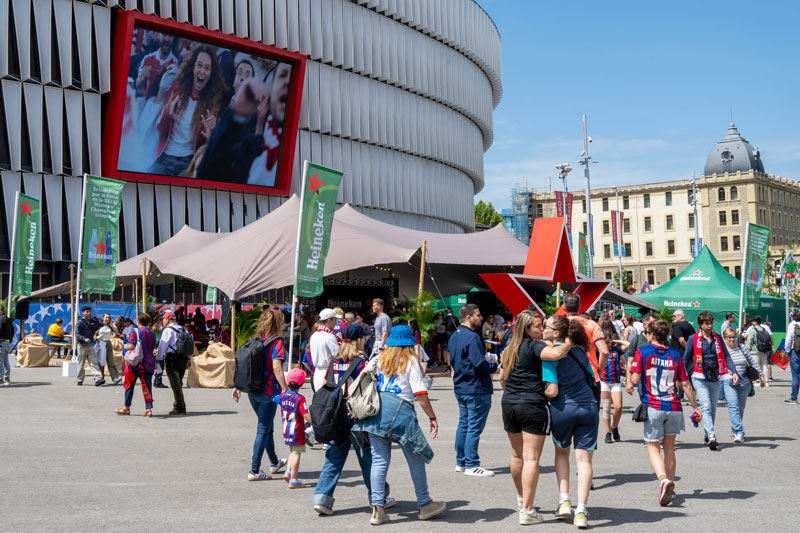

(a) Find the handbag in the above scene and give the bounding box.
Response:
[632,402,649,422]
[346,361,381,420]
[123,329,144,367]
[741,344,761,382]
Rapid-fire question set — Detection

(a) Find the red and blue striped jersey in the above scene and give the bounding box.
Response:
[262,337,285,397]
[273,391,308,446]
[302,346,315,373]
[325,357,366,396]
[128,327,156,373]
[602,345,624,383]
[630,344,689,411]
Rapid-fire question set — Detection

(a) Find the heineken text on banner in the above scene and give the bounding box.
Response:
[80,175,124,294]
[578,232,590,276]
[296,163,344,297]
[743,222,770,308]
[12,194,40,296]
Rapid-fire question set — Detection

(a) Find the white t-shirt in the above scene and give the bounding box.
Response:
[370,356,427,403]
[247,117,282,187]
[633,321,644,335]
[164,97,197,157]
[310,330,339,370]
[96,325,114,343]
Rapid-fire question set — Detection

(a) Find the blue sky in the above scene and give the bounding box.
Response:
[476,0,800,210]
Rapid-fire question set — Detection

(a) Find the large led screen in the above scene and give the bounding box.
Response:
[104,12,306,195]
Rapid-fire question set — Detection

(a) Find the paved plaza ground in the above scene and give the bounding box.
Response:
[2,366,799,531]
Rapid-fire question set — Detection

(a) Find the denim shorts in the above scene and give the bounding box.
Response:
[643,407,685,442]
[550,402,599,451]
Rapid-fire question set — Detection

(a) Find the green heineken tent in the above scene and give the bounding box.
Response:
[627,246,786,333]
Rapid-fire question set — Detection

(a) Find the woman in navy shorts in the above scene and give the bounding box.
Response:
[542,315,598,529]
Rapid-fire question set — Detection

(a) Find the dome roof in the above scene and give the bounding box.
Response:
[703,123,765,176]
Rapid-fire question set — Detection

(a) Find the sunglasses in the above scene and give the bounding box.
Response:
[644,330,652,334]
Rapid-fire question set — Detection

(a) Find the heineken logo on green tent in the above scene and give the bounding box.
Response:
[664,299,701,308]
[680,269,710,281]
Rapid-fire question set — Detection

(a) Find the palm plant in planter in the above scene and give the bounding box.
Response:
[392,291,439,345]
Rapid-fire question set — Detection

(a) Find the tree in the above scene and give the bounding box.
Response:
[613,269,634,292]
[475,200,503,227]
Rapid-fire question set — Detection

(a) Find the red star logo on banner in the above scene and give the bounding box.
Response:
[694,301,701,307]
[93,241,109,256]
[307,172,326,194]
[19,200,33,216]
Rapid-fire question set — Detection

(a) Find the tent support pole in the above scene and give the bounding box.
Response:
[737,224,749,333]
[69,264,75,351]
[141,258,147,316]
[72,174,89,360]
[230,301,236,351]
[417,241,427,306]
[556,282,561,308]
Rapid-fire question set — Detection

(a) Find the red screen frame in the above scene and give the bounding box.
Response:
[103,10,306,196]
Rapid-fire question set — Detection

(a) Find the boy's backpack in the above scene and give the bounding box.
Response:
[233,335,280,393]
[167,324,195,357]
[310,361,360,446]
[755,326,773,353]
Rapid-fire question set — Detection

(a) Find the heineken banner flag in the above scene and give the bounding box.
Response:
[564,192,574,249]
[12,193,40,296]
[611,210,619,256]
[742,222,770,308]
[577,231,590,276]
[80,175,124,294]
[296,162,344,297]
[205,285,218,303]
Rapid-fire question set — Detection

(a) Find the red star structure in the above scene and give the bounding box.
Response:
[93,241,109,256]
[306,171,326,194]
[480,217,610,317]
[19,200,33,216]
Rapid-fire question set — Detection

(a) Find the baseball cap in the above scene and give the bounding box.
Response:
[286,368,306,387]
[385,325,417,347]
[319,308,342,321]
[342,323,366,342]
[163,311,175,320]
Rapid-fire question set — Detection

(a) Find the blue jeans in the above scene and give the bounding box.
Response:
[248,392,279,472]
[148,152,193,176]
[722,380,749,436]
[455,393,492,468]
[369,434,430,508]
[314,432,385,510]
[0,340,10,381]
[790,351,800,401]
[691,377,720,438]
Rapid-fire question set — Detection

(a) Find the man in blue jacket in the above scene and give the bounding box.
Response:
[448,304,498,477]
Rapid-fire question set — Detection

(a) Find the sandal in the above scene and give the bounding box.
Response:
[142,409,153,418]
[115,407,130,415]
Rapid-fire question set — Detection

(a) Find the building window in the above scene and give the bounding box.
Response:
[733,235,741,250]
[605,271,613,280]
[604,244,611,259]
[644,216,652,232]
[583,222,587,234]
[730,186,738,201]
[582,199,586,213]
[623,195,630,210]
[536,204,543,218]
[719,211,727,225]
[718,187,726,202]
[624,243,632,257]
[688,213,695,229]
[645,241,654,257]
[731,209,739,225]
[623,218,631,233]
[602,220,610,235]
[647,270,655,285]
[687,190,693,203]
[643,194,651,208]
[669,268,677,279]
[734,265,741,279]
[720,236,729,251]
[667,240,676,255]
[602,197,609,212]
[665,191,672,206]
[690,238,695,255]
[724,266,730,273]
[666,214,674,230]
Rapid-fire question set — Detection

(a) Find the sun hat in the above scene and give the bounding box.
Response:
[286,368,306,387]
[385,325,417,347]
[319,308,342,321]
[341,323,365,342]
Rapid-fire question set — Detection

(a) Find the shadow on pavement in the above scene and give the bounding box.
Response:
[675,442,779,450]
[490,465,554,476]
[153,411,238,418]
[592,472,659,489]
[384,500,512,524]
[672,489,755,505]
[589,506,684,527]
[741,435,796,442]
[3,382,51,388]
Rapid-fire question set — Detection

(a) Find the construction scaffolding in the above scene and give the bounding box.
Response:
[506,184,532,245]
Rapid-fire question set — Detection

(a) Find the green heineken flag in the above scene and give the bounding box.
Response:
[742,222,770,308]
[295,162,344,297]
[577,231,590,276]
[11,193,40,296]
[80,175,124,294]
[205,285,218,303]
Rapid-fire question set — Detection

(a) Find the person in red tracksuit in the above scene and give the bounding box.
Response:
[116,314,157,417]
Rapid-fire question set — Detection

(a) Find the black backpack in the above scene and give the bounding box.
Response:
[167,324,195,357]
[310,360,361,446]
[0,315,13,340]
[755,326,773,353]
[233,335,280,393]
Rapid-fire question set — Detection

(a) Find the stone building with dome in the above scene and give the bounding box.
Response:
[526,123,800,290]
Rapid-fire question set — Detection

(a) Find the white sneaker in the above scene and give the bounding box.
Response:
[734,434,744,443]
[519,509,544,525]
[270,458,287,474]
[384,496,396,509]
[248,469,271,481]
[464,466,495,477]
[454,465,466,472]
[517,496,523,511]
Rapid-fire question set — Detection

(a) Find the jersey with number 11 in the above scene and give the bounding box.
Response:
[631,344,689,411]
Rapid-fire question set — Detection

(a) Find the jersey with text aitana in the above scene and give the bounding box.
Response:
[630,344,688,411]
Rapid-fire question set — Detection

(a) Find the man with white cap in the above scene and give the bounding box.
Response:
[310,308,342,391]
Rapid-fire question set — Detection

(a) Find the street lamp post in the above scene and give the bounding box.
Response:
[690,172,700,257]
[615,188,624,291]
[578,115,598,277]
[556,164,572,193]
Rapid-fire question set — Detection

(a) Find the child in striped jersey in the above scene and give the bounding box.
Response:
[273,368,312,488]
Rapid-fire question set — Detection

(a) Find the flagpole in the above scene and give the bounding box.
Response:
[738,222,750,333]
[6,191,20,327]
[72,174,89,360]
[614,189,624,291]
[287,160,310,375]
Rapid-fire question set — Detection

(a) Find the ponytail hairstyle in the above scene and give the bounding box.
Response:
[599,318,619,343]
[500,310,541,380]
